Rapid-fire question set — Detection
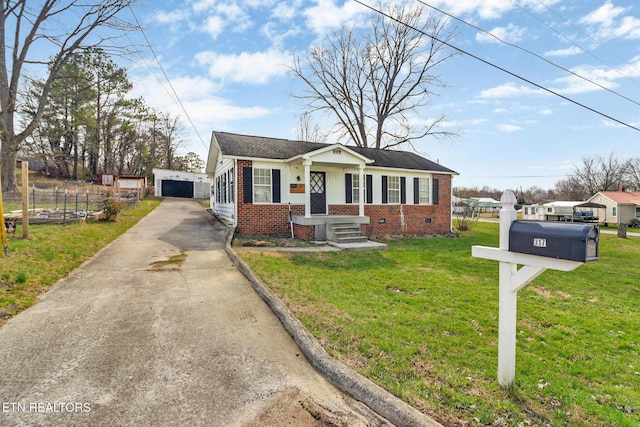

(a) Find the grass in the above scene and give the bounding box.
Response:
[0,198,161,322]
[237,222,640,426]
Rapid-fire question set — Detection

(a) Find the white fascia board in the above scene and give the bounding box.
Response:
[289,144,373,164]
[364,165,458,175]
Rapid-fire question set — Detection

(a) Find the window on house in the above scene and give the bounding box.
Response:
[547,207,553,213]
[222,173,227,203]
[352,174,360,203]
[418,178,430,204]
[636,206,640,219]
[388,176,400,204]
[524,207,529,215]
[228,169,234,203]
[253,168,272,203]
[612,207,617,217]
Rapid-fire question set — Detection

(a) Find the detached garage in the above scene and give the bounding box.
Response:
[153,168,210,199]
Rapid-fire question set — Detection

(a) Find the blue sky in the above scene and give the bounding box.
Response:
[125,0,640,191]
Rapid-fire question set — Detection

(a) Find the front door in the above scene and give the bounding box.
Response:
[310,171,326,214]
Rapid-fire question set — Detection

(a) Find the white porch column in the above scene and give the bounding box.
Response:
[304,159,312,218]
[358,164,365,217]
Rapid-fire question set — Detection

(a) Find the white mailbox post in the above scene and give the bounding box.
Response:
[471,191,584,388]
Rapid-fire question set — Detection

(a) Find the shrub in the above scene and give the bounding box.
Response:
[100,198,124,221]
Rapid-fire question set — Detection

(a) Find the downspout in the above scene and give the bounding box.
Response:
[450,175,454,233]
[234,158,238,228]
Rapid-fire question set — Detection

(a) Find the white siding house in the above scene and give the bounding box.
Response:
[205,131,457,240]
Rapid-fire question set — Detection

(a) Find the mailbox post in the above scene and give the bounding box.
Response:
[472,191,596,388]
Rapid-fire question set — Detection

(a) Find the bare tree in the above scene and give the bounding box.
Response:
[0,0,136,192]
[573,153,627,196]
[290,2,456,149]
[625,158,640,191]
[295,112,326,143]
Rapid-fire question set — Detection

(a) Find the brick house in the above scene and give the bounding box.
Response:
[205,131,458,241]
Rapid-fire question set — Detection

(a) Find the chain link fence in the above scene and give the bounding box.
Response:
[2,179,142,224]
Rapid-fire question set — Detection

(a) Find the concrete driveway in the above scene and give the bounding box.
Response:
[0,198,391,427]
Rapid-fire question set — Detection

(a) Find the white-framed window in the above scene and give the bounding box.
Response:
[418,178,430,204]
[253,168,271,203]
[222,173,227,203]
[612,207,617,217]
[352,174,360,203]
[388,176,400,204]
[228,169,234,203]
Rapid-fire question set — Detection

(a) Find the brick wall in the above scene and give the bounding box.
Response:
[236,162,452,237]
[237,160,308,235]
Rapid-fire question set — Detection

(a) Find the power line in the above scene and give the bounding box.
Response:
[416,0,640,108]
[351,0,640,133]
[128,6,208,150]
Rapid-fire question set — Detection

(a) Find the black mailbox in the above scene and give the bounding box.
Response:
[509,221,599,262]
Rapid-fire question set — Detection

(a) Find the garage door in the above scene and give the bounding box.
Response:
[161,180,194,198]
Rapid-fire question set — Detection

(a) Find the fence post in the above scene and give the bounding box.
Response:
[63,189,68,226]
[22,161,29,239]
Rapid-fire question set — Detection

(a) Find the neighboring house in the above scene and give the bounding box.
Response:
[521,201,603,222]
[205,131,458,241]
[153,168,210,199]
[472,197,501,215]
[587,190,640,226]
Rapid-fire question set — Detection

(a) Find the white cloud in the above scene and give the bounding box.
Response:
[497,124,523,132]
[427,0,560,20]
[195,49,292,84]
[204,15,225,39]
[579,2,640,40]
[272,1,301,20]
[154,9,191,24]
[479,82,544,98]
[192,0,217,13]
[476,23,525,44]
[551,56,640,95]
[545,46,582,57]
[303,0,369,34]
[580,2,627,27]
[539,109,553,115]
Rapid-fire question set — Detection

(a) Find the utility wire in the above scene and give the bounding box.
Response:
[351,0,640,133]
[128,6,208,150]
[416,0,640,108]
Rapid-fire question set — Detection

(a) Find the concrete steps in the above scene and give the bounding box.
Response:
[327,223,368,244]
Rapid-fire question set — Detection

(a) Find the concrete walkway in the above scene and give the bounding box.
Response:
[0,199,396,427]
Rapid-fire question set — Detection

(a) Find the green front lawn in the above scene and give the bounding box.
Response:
[237,222,640,426]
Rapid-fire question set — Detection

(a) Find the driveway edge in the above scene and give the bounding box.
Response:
[224,226,442,427]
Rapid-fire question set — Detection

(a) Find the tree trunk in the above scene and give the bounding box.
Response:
[0,138,18,193]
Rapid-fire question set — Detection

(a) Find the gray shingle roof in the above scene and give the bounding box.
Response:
[213,131,457,174]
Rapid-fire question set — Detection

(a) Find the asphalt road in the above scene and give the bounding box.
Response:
[0,198,391,427]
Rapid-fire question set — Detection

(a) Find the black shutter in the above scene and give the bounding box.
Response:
[433,178,440,205]
[272,169,281,203]
[413,178,420,204]
[400,177,406,204]
[382,176,388,204]
[243,167,253,203]
[366,174,373,204]
[345,173,353,204]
